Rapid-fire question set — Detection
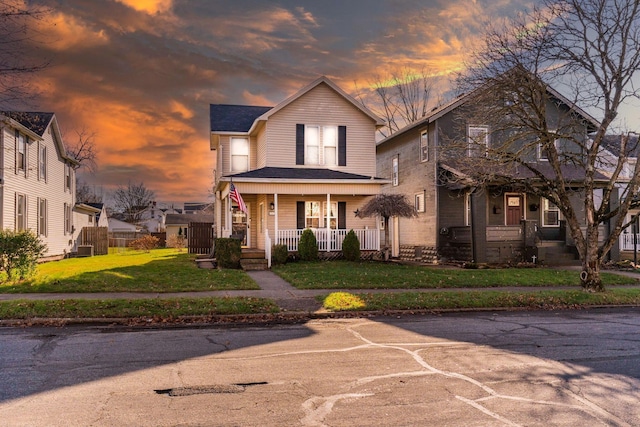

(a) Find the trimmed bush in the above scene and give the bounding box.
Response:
[128,235,159,252]
[215,238,242,269]
[271,244,289,265]
[166,234,186,251]
[298,229,318,261]
[342,229,361,261]
[0,229,47,282]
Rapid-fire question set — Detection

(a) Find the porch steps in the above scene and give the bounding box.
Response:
[241,249,268,271]
[536,241,579,266]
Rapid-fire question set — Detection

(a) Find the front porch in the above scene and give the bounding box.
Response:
[276,228,379,252]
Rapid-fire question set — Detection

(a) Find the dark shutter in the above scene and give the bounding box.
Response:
[296,124,305,165]
[297,201,305,229]
[338,202,346,229]
[338,125,346,166]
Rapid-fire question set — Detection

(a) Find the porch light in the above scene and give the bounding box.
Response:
[270,202,275,210]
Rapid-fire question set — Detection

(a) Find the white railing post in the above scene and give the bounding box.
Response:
[265,229,272,268]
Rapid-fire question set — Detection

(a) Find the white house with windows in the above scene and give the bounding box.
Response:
[210,76,389,258]
[0,112,80,260]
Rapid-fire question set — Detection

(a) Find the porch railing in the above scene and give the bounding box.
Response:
[620,233,640,251]
[276,229,379,252]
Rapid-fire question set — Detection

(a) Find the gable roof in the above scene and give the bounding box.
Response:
[601,134,640,158]
[210,105,272,133]
[210,76,384,136]
[377,75,601,148]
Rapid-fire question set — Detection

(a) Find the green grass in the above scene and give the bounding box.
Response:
[321,288,640,311]
[273,261,636,289]
[0,297,279,319]
[0,249,258,293]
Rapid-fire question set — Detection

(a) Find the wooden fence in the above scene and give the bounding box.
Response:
[188,222,215,255]
[80,227,109,255]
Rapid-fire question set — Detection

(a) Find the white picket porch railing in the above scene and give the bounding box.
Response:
[276,229,379,252]
[621,233,640,251]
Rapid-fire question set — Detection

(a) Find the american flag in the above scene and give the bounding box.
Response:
[229,182,247,213]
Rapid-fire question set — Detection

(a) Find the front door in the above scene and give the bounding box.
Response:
[231,203,250,247]
[506,195,523,225]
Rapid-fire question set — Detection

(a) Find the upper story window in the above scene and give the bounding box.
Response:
[467,125,489,157]
[392,156,399,186]
[39,143,47,181]
[64,163,72,192]
[297,124,346,167]
[16,131,27,173]
[230,137,249,172]
[420,130,429,162]
[538,130,558,161]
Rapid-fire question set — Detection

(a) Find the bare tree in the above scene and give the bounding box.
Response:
[355,67,436,138]
[113,182,155,225]
[76,178,102,204]
[450,0,640,291]
[0,1,50,108]
[356,194,416,260]
[66,127,98,172]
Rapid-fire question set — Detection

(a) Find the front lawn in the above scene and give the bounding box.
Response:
[0,249,258,293]
[273,261,636,289]
[0,297,279,319]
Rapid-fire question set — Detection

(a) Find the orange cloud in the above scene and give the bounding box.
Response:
[115,0,173,14]
[39,12,109,50]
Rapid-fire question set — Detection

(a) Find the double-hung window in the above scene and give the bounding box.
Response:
[38,198,47,236]
[304,126,320,165]
[16,194,27,231]
[323,202,338,229]
[542,198,561,227]
[467,125,489,157]
[537,130,557,161]
[420,130,429,162]
[297,124,343,166]
[415,192,425,213]
[305,201,321,228]
[230,137,249,172]
[323,126,337,166]
[39,143,47,181]
[16,132,27,172]
[64,163,72,192]
[64,203,72,234]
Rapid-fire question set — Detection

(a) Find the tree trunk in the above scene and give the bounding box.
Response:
[383,216,390,261]
[581,235,604,292]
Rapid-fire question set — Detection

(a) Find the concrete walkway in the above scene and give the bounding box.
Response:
[2,269,640,314]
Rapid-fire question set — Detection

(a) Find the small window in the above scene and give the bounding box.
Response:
[323,126,337,166]
[38,198,47,236]
[16,193,27,231]
[88,214,93,224]
[420,130,428,162]
[538,130,558,161]
[392,156,399,186]
[16,132,27,172]
[415,192,425,213]
[305,126,320,165]
[64,203,73,234]
[230,137,249,172]
[467,125,489,157]
[542,198,561,227]
[64,164,72,192]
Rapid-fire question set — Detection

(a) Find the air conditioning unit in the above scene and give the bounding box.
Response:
[77,245,94,257]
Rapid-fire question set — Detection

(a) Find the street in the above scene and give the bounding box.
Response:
[1,308,640,426]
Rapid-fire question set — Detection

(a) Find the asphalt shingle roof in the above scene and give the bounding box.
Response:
[1,111,54,136]
[227,167,385,181]
[602,134,640,158]
[210,104,272,132]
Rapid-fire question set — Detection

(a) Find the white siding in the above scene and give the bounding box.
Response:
[0,119,75,258]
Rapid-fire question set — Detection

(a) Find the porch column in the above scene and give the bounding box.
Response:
[471,189,488,263]
[274,193,279,245]
[609,187,620,262]
[326,193,331,252]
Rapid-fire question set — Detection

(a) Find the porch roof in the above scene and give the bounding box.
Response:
[224,167,387,182]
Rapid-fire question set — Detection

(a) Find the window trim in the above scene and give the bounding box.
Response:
[415,192,425,213]
[16,193,27,231]
[16,131,27,174]
[420,130,429,162]
[467,125,489,157]
[392,156,399,186]
[38,142,47,181]
[64,203,73,235]
[541,198,561,227]
[304,201,321,229]
[230,136,250,173]
[38,198,47,236]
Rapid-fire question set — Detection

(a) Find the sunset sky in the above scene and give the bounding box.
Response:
[21,0,538,205]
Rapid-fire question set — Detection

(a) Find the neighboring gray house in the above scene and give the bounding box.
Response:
[376,83,609,265]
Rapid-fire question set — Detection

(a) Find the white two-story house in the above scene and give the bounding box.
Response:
[0,112,79,260]
[210,76,389,256]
